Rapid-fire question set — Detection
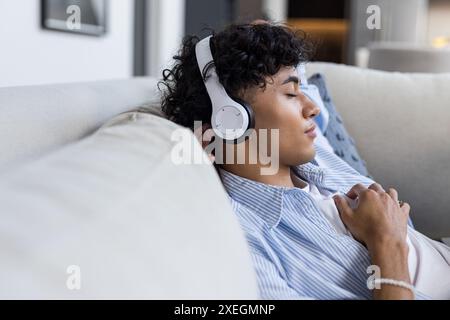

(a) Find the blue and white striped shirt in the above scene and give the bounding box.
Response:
[219,144,428,300]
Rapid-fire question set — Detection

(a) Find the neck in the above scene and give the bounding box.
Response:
[221,162,295,188]
[217,139,297,188]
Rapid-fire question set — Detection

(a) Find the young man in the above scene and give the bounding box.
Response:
[160,23,450,300]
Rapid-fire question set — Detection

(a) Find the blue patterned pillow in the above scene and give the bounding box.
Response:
[308,73,371,178]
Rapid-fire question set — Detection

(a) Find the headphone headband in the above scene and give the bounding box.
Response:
[195,36,251,141]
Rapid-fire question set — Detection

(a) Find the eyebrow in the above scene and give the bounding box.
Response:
[282,76,299,86]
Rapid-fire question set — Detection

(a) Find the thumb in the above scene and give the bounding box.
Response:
[333,195,354,225]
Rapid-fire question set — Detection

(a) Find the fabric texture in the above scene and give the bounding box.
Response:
[308,73,370,178]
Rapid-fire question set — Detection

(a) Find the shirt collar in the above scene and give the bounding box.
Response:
[219,162,325,229]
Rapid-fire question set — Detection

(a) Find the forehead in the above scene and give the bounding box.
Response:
[272,66,298,85]
[241,65,298,101]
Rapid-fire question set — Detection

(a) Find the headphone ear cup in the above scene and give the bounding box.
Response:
[243,103,255,130]
[232,98,255,131]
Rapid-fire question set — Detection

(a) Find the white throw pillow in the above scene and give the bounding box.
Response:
[0,111,257,299]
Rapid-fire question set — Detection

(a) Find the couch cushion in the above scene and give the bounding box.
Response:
[0,111,257,299]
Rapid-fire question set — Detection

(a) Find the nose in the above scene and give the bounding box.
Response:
[302,95,320,120]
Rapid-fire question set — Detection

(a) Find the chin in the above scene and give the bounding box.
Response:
[303,149,316,164]
[285,147,316,167]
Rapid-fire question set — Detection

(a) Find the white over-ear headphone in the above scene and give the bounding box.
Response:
[195,36,255,142]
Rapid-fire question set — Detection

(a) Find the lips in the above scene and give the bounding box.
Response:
[305,124,317,138]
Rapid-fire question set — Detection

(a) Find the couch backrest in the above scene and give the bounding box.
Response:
[0,78,159,172]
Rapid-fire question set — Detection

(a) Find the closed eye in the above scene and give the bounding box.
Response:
[286,94,298,98]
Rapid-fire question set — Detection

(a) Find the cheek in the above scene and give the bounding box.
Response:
[249,88,316,164]
[252,95,314,159]
[277,103,305,139]
[254,95,299,129]
[254,100,302,138]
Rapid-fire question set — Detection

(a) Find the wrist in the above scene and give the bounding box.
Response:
[369,239,410,283]
[367,237,408,257]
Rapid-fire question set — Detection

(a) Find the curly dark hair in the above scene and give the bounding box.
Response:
[159,22,315,130]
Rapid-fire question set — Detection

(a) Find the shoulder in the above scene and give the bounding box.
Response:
[228,197,267,232]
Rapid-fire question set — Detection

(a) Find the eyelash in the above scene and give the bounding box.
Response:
[286,94,298,98]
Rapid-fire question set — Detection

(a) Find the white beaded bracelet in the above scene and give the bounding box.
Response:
[371,278,416,296]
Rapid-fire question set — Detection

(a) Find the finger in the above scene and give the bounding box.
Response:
[368,183,385,193]
[400,202,411,216]
[346,183,367,199]
[333,195,354,223]
[387,187,399,202]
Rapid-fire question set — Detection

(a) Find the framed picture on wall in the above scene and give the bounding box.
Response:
[41,0,107,36]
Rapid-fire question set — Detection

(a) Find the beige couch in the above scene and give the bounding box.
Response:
[0,62,449,298]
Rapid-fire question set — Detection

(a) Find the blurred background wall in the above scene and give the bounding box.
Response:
[0,0,134,87]
[1,0,449,87]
